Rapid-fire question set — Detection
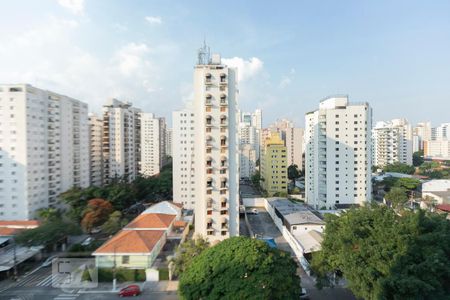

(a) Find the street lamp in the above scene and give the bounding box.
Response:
[12,237,18,281]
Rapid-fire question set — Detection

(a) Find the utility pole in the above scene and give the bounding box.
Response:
[12,237,18,281]
[112,246,117,291]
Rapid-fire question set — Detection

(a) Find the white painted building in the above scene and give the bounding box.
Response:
[88,113,103,186]
[172,108,196,210]
[413,121,432,152]
[424,140,450,160]
[0,84,89,220]
[102,99,141,184]
[140,113,167,177]
[305,96,372,209]
[239,144,257,179]
[286,127,304,170]
[192,47,239,242]
[165,128,172,157]
[432,123,450,141]
[372,119,413,167]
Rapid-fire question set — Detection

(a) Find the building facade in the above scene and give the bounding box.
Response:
[192,49,239,242]
[372,119,413,167]
[102,99,141,184]
[140,113,167,177]
[239,144,257,179]
[165,128,173,157]
[413,121,432,152]
[0,84,89,220]
[261,133,288,195]
[305,96,372,209]
[88,113,104,186]
[424,140,450,160]
[172,108,196,210]
[286,127,304,170]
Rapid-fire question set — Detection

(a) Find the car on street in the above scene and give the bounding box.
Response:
[118,284,141,297]
[300,288,310,299]
[41,255,58,267]
[81,237,93,246]
[247,208,259,215]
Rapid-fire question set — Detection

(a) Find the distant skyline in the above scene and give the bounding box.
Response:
[1,0,449,127]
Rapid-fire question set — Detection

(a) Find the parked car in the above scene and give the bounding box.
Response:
[81,237,93,246]
[248,208,259,215]
[300,288,310,299]
[118,285,141,297]
[41,255,58,267]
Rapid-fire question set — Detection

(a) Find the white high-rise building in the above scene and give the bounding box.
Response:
[140,113,166,177]
[172,108,196,209]
[372,119,413,167]
[413,122,432,152]
[89,113,104,187]
[165,128,173,157]
[192,47,239,242]
[102,99,141,184]
[269,118,294,142]
[239,144,257,179]
[432,123,450,141]
[424,140,450,160]
[0,84,89,220]
[286,127,304,170]
[305,96,372,209]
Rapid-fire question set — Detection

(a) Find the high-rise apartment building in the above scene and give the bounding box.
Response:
[269,118,294,142]
[424,140,450,160]
[305,96,372,209]
[102,99,141,184]
[0,84,89,220]
[89,113,104,186]
[260,133,288,195]
[286,127,304,170]
[165,128,173,157]
[432,123,450,141]
[172,108,195,209]
[413,122,432,152]
[192,47,239,242]
[140,113,167,177]
[239,144,257,179]
[372,119,413,167]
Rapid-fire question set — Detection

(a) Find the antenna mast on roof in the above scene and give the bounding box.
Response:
[197,39,210,65]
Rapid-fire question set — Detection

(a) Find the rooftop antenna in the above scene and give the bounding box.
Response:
[197,37,210,65]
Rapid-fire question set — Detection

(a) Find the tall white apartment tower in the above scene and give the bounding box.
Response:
[432,123,450,141]
[305,96,372,209]
[372,119,413,167]
[102,99,141,184]
[193,47,239,242]
[165,128,173,157]
[89,113,104,186]
[140,113,167,177]
[172,108,195,209]
[286,127,304,170]
[0,84,89,220]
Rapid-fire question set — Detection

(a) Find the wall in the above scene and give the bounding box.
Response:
[242,197,266,207]
[291,224,324,235]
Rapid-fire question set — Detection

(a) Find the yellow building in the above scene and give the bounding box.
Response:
[261,133,288,195]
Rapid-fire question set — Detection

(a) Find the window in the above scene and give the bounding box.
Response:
[122,256,130,264]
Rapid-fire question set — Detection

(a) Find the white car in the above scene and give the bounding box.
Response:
[42,255,58,267]
[247,208,259,215]
[300,288,310,299]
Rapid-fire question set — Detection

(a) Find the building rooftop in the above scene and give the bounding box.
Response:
[284,211,325,226]
[93,230,165,255]
[0,220,40,229]
[294,230,323,254]
[436,204,450,212]
[142,201,181,215]
[124,213,175,230]
[267,198,324,226]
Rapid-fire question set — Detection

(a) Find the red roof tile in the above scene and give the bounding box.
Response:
[93,230,165,254]
[0,227,23,236]
[436,204,450,212]
[125,213,175,229]
[0,220,40,228]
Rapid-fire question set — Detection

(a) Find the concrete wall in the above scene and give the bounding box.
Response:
[242,197,267,207]
[291,224,324,235]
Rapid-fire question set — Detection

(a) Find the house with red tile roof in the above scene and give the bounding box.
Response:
[92,201,181,272]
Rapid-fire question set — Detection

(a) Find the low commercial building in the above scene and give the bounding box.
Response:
[422,180,450,204]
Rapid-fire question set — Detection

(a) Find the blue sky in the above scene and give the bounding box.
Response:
[1,0,449,127]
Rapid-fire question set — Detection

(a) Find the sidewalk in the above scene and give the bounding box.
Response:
[78,280,178,294]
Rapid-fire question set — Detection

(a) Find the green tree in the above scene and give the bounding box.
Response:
[179,237,301,300]
[394,177,420,190]
[15,219,81,247]
[36,207,61,222]
[384,187,408,208]
[287,164,300,185]
[172,236,210,276]
[383,162,415,175]
[101,211,126,235]
[251,171,261,187]
[413,151,424,166]
[311,206,450,300]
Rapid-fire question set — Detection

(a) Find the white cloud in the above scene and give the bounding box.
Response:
[57,0,85,15]
[114,43,151,76]
[221,57,263,82]
[279,76,292,88]
[145,16,162,24]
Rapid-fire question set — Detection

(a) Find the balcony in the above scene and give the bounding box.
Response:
[205,94,212,106]
[206,116,213,127]
[220,74,227,84]
[220,95,227,106]
[205,74,213,85]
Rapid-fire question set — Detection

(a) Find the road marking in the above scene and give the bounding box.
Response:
[54,294,78,300]
[37,274,58,286]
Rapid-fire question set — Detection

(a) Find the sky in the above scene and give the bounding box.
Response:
[1,0,449,127]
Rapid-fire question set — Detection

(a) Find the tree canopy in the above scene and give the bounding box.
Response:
[81,198,113,232]
[383,162,416,175]
[287,164,300,182]
[15,219,81,247]
[413,151,424,167]
[172,236,210,277]
[311,206,450,300]
[384,187,408,208]
[179,237,301,300]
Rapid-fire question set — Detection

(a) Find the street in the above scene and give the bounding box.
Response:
[246,207,357,300]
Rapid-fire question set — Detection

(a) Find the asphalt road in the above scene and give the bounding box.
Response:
[246,208,357,300]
